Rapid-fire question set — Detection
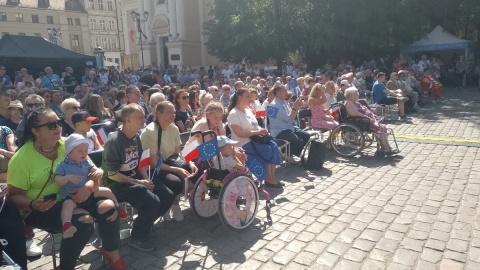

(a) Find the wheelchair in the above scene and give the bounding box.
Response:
[188,131,272,231]
[330,102,399,157]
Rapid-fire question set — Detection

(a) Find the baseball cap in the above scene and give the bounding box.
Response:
[71,110,99,125]
[217,136,238,148]
[64,133,93,157]
[340,80,350,86]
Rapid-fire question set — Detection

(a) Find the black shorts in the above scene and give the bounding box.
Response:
[378,96,398,105]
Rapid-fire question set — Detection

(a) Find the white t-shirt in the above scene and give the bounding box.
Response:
[222,69,232,79]
[227,107,258,147]
[212,155,237,172]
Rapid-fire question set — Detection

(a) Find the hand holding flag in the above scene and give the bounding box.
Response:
[181,140,200,163]
[139,149,150,171]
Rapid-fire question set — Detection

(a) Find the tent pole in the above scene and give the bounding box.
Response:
[463,48,467,88]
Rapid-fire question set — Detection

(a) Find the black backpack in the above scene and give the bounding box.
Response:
[301,139,326,170]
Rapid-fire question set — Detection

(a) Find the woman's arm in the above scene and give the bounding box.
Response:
[8,184,56,211]
[345,101,367,118]
[176,120,186,132]
[92,133,104,151]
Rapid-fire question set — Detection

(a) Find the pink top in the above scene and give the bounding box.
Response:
[191,118,226,142]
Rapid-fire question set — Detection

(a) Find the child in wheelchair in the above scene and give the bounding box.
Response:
[212,136,246,172]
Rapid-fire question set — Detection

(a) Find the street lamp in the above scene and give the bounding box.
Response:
[130,10,149,69]
[47,27,63,45]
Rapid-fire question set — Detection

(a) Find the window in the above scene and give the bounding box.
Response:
[34,33,42,37]
[6,0,20,5]
[98,0,104,10]
[18,32,26,36]
[99,19,106,30]
[47,16,54,24]
[71,35,80,47]
[67,18,73,25]
[88,0,94,9]
[93,37,100,48]
[108,39,115,49]
[15,13,24,22]
[107,1,113,11]
[75,18,81,25]
[38,0,50,8]
[32,15,39,23]
[101,37,107,48]
[109,20,115,30]
[1,33,9,37]
[90,19,96,29]
[0,13,7,22]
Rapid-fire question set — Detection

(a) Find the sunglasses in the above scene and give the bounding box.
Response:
[26,102,43,108]
[34,120,62,130]
[180,96,188,100]
[70,106,80,110]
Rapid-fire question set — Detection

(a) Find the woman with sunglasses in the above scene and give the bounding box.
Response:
[7,108,124,270]
[173,89,195,132]
[15,94,45,145]
[60,98,81,137]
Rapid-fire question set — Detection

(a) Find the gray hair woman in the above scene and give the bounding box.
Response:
[344,87,395,157]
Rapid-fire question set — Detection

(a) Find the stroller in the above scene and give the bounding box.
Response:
[188,130,272,231]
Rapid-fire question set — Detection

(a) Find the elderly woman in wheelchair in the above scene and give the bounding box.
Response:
[340,87,398,157]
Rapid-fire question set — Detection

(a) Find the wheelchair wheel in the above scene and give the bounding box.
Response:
[218,173,259,232]
[330,124,365,157]
[189,178,219,220]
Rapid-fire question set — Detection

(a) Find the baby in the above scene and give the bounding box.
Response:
[55,134,126,239]
[212,136,245,172]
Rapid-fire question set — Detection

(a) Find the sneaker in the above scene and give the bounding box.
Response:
[400,116,412,122]
[129,236,155,252]
[287,156,298,164]
[26,238,42,257]
[62,222,77,239]
[118,205,129,219]
[171,205,184,221]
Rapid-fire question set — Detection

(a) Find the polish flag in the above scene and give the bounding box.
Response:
[331,104,340,117]
[181,140,200,163]
[94,128,108,146]
[139,149,150,170]
[255,103,266,117]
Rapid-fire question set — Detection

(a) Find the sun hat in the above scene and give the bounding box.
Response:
[64,133,93,157]
[8,100,23,110]
[217,136,238,148]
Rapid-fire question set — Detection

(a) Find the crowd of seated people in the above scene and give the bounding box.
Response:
[0,55,456,268]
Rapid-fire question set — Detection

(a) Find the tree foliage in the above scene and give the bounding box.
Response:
[203,0,479,68]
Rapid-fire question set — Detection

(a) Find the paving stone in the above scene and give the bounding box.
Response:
[469,247,480,263]
[466,261,480,270]
[385,230,404,241]
[333,260,361,270]
[439,259,464,270]
[352,239,376,252]
[359,229,383,242]
[425,239,446,251]
[401,237,425,252]
[326,241,350,256]
[337,229,361,244]
[392,248,419,267]
[421,248,443,264]
[305,241,328,254]
[316,252,339,268]
[447,239,469,253]
[252,249,275,263]
[375,238,399,253]
[360,259,386,270]
[444,250,467,263]
[415,260,437,270]
[285,239,307,253]
[369,248,393,263]
[293,251,317,266]
[343,248,368,262]
[272,249,297,265]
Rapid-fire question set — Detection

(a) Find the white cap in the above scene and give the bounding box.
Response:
[64,134,93,157]
[340,80,350,86]
[217,136,238,148]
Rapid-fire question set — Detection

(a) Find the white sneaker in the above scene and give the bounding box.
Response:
[287,156,298,164]
[171,205,184,222]
[26,238,42,257]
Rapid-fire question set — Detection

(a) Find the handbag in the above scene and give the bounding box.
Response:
[157,123,188,169]
[0,155,10,173]
[250,134,273,144]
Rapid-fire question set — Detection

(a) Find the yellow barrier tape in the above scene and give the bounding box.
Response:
[395,135,480,144]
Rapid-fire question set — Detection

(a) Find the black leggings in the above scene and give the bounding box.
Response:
[0,202,27,270]
[24,197,120,270]
[109,172,182,239]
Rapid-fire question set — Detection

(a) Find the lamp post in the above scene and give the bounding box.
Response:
[47,27,63,45]
[130,10,149,69]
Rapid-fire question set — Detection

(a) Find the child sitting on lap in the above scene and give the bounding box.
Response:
[55,134,126,239]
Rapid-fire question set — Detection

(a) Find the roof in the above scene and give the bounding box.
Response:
[403,25,474,53]
[0,34,92,59]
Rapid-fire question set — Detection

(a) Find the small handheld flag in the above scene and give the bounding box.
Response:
[154,154,164,175]
[197,138,220,161]
[138,149,150,171]
[94,127,108,146]
[255,102,266,117]
[266,106,279,119]
[181,140,200,163]
[248,159,267,181]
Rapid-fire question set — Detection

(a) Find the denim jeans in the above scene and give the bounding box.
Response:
[275,127,310,156]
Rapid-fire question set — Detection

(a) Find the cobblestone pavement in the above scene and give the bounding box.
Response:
[28,88,480,270]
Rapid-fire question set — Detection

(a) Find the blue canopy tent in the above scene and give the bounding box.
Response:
[402,26,475,87]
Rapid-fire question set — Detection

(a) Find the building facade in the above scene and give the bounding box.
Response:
[0,0,91,53]
[119,0,219,69]
[81,0,124,66]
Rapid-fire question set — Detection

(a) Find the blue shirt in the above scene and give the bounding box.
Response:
[0,75,12,87]
[41,74,62,90]
[372,81,387,103]
[56,158,95,199]
[269,97,295,137]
